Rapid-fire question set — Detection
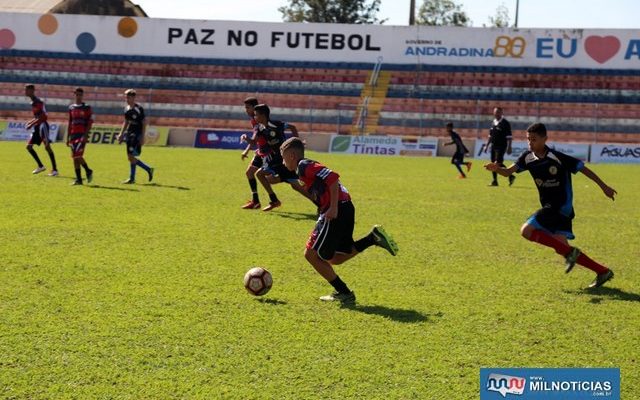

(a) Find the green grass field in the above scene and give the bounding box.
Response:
[1,141,638,399]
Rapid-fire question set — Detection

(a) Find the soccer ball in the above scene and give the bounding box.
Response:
[243,267,273,296]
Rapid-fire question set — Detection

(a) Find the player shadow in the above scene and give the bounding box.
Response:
[563,287,640,303]
[88,184,140,192]
[142,183,191,191]
[585,287,640,303]
[342,304,440,324]
[257,298,287,306]
[271,211,318,221]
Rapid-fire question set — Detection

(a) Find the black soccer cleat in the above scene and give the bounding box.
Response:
[319,291,356,304]
[564,247,581,273]
[588,270,614,289]
[148,167,154,182]
[509,175,516,186]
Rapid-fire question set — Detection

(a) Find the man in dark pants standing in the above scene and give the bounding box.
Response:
[484,107,514,186]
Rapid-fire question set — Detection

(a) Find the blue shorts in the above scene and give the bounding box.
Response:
[526,207,575,240]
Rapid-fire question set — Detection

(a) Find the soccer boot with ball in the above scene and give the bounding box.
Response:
[371,225,399,256]
[319,291,356,304]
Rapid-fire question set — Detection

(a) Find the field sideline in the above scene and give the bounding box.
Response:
[0,142,638,399]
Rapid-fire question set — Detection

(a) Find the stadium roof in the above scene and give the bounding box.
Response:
[0,0,147,16]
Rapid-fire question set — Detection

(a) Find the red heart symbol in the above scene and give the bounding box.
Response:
[584,36,621,64]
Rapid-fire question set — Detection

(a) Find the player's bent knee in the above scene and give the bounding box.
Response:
[520,224,535,239]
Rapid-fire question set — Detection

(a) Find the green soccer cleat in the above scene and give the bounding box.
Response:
[148,167,154,182]
[319,291,356,304]
[371,225,399,256]
[565,247,581,273]
[588,270,614,289]
[86,170,93,183]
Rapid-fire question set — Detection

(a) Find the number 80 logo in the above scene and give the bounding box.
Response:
[494,36,526,58]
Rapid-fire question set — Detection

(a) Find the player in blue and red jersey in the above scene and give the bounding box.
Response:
[239,97,263,209]
[117,89,154,184]
[67,87,94,185]
[25,84,58,176]
[280,137,399,304]
[241,103,306,211]
[485,123,616,288]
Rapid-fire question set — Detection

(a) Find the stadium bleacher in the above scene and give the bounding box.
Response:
[1,51,639,142]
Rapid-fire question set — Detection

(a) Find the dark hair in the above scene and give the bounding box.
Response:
[280,137,305,157]
[25,84,35,90]
[244,96,259,107]
[74,87,84,93]
[445,122,453,128]
[254,103,270,118]
[527,123,547,137]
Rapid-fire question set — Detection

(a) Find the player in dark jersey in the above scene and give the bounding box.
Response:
[239,97,263,209]
[443,122,472,179]
[24,84,58,176]
[67,87,94,185]
[241,103,306,211]
[484,107,514,186]
[117,89,154,184]
[485,123,616,288]
[280,137,399,304]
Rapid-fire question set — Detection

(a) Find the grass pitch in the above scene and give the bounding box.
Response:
[0,141,638,399]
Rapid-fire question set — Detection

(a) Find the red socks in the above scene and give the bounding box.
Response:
[527,229,609,274]
[529,229,572,256]
[576,253,609,274]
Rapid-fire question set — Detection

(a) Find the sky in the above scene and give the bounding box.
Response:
[134,0,640,29]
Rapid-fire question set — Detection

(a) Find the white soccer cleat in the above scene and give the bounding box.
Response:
[47,170,59,177]
[32,166,46,174]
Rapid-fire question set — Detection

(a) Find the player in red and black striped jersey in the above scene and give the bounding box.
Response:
[241,104,308,211]
[67,87,94,185]
[239,97,262,209]
[25,84,58,176]
[280,137,399,304]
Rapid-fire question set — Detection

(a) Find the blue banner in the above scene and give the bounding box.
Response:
[480,368,620,399]
[194,130,248,149]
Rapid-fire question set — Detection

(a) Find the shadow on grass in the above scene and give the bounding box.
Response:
[143,183,191,191]
[88,184,139,192]
[564,287,640,303]
[586,287,640,303]
[257,298,287,305]
[271,211,318,221]
[342,304,440,323]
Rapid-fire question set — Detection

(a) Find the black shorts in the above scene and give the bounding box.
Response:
[491,146,506,164]
[126,139,142,157]
[263,163,299,183]
[306,201,355,260]
[526,206,575,240]
[27,123,50,146]
[250,153,263,168]
[451,152,465,164]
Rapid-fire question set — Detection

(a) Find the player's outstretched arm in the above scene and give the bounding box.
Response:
[484,162,517,177]
[580,166,617,200]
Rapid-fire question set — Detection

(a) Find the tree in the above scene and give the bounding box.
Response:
[416,0,470,26]
[487,3,511,28]
[279,0,385,24]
